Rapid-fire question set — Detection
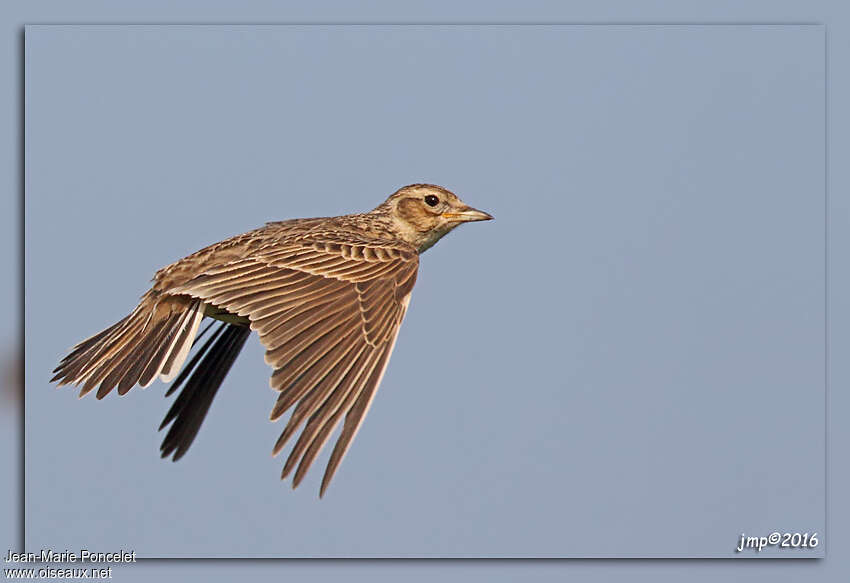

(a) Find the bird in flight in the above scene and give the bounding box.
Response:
[52,184,492,497]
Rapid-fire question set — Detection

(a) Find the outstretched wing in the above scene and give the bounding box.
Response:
[171,235,418,496]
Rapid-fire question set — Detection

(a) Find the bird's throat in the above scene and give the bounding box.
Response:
[416,223,457,254]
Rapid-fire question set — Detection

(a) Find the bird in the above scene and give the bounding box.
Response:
[51,183,493,497]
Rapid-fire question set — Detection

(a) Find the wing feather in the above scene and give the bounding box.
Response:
[283,345,375,483]
[320,323,401,497]
[269,331,362,424]
[174,233,418,495]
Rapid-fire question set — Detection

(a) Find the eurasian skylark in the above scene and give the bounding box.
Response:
[52,184,492,496]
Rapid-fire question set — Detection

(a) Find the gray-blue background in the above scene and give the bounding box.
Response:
[3,1,849,581]
[23,24,825,558]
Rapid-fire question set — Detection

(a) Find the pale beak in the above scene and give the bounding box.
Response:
[441,205,494,223]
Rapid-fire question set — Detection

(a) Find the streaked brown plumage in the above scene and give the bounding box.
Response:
[52,184,492,497]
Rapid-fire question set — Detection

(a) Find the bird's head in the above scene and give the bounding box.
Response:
[374,184,493,253]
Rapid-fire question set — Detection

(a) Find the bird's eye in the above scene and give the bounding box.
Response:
[424,195,439,207]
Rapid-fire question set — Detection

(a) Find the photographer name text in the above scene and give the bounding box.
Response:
[5,549,136,563]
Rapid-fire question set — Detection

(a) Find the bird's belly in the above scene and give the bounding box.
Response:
[203,302,251,326]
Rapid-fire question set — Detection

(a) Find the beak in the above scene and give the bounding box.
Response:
[441,205,494,223]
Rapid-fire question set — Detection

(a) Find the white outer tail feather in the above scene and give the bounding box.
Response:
[158,301,206,384]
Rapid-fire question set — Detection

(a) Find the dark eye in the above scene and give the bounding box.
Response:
[424,195,439,207]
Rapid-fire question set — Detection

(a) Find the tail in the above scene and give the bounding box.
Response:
[52,294,206,399]
[53,295,252,460]
[158,321,250,460]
